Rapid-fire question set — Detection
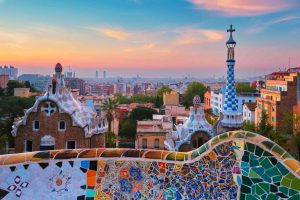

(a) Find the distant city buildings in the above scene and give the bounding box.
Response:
[0,65,18,80]
[18,74,51,92]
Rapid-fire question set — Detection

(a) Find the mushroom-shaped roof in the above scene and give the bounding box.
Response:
[55,63,63,73]
[193,95,201,105]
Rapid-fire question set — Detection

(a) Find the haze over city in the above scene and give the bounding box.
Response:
[1,0,300,78]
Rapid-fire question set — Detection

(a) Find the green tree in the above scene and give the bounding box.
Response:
[100,97,119,132]
[6,80,23,96]
[183,82,208,108]
[119,118,136,139]
[119,107,158,139]
[257,110,273,137]
[130,107,158,121]
[0,87,4,97]
[24,81,37,92]
[242,121,256,132]
[157,86,172,97]
[105,131,116,148]
[0,96,35,148]
[236,82,256,93]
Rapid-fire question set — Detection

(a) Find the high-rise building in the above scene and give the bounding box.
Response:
[221,25,243,128]
[96,70,99,79]
[103,70,106,79]
[0,66,18,80]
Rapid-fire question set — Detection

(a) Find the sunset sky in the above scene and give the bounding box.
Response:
[0,0,300,78]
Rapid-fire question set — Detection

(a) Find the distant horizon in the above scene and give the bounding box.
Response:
[15,65,286,79]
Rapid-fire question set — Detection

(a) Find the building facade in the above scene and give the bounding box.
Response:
[256,72,298,129]
[204,91,211,110]
[14,88,30,97]
[243,102,256,124]
[135,115,173,150]
[163,91,179,106]
[0,74,9,89]
[12,63,108,153]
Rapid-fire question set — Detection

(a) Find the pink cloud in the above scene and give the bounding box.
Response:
[188,0,296,16]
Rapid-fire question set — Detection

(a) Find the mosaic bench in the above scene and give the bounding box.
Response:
[0,131,299,199]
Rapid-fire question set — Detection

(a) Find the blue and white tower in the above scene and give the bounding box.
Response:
[221,25,243,128]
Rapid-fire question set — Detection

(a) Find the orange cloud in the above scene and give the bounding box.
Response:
[86,27,132,41]
[174,28,225,45]
[188,0,295,16]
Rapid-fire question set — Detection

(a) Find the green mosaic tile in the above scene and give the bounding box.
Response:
[260,158,273,169]
[234,131,245,138]
[290,194,300,200]
[289,188,298,196]
[241,185,251,193]
[191,150,199,159]
[272,175,283,183]
[281,177,292,188]
[276,162,289,176]
[249,169,261,178]
[250,157,260,167]
[246,194,259,200]
[242,155,250,162]
[218,132,228,141]
[265,167,281,177]
[266,193,278,200]
[251,178,263,184]
[246,143,255,153]
[272,145,285,156]
[242,176,253,186]
[262,151,273,157]
[211,136,220,147]
[252,167,265,176]
[261,174,272,183]
[290,177,300,191]
[165,152,176,161]
[262,141,275,150]
[198,143,209,155]
[270,184,278,193]
[281,152,292,159]
[261,194,267,200]
[255,146,264,157]
[258,182,269,193]
[240,193,246,199]
[255,184,265,196]
[278,186,289,195]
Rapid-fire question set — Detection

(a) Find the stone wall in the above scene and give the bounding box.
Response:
[0,131,299,199]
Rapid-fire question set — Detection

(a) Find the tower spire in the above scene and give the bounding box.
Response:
[221,25,243,129]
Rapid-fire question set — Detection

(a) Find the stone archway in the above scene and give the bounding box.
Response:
[178,131,211,152]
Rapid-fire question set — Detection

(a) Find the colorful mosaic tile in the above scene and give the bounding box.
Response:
[0,131,299,199]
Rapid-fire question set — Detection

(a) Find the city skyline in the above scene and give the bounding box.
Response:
[0,0,300,77]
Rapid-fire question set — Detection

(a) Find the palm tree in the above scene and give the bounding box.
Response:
[101,97,119,133]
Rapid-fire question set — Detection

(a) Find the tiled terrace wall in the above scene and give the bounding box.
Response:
[0,131,299,199]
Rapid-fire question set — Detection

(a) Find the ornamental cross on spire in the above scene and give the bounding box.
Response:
[227,24,235,33]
